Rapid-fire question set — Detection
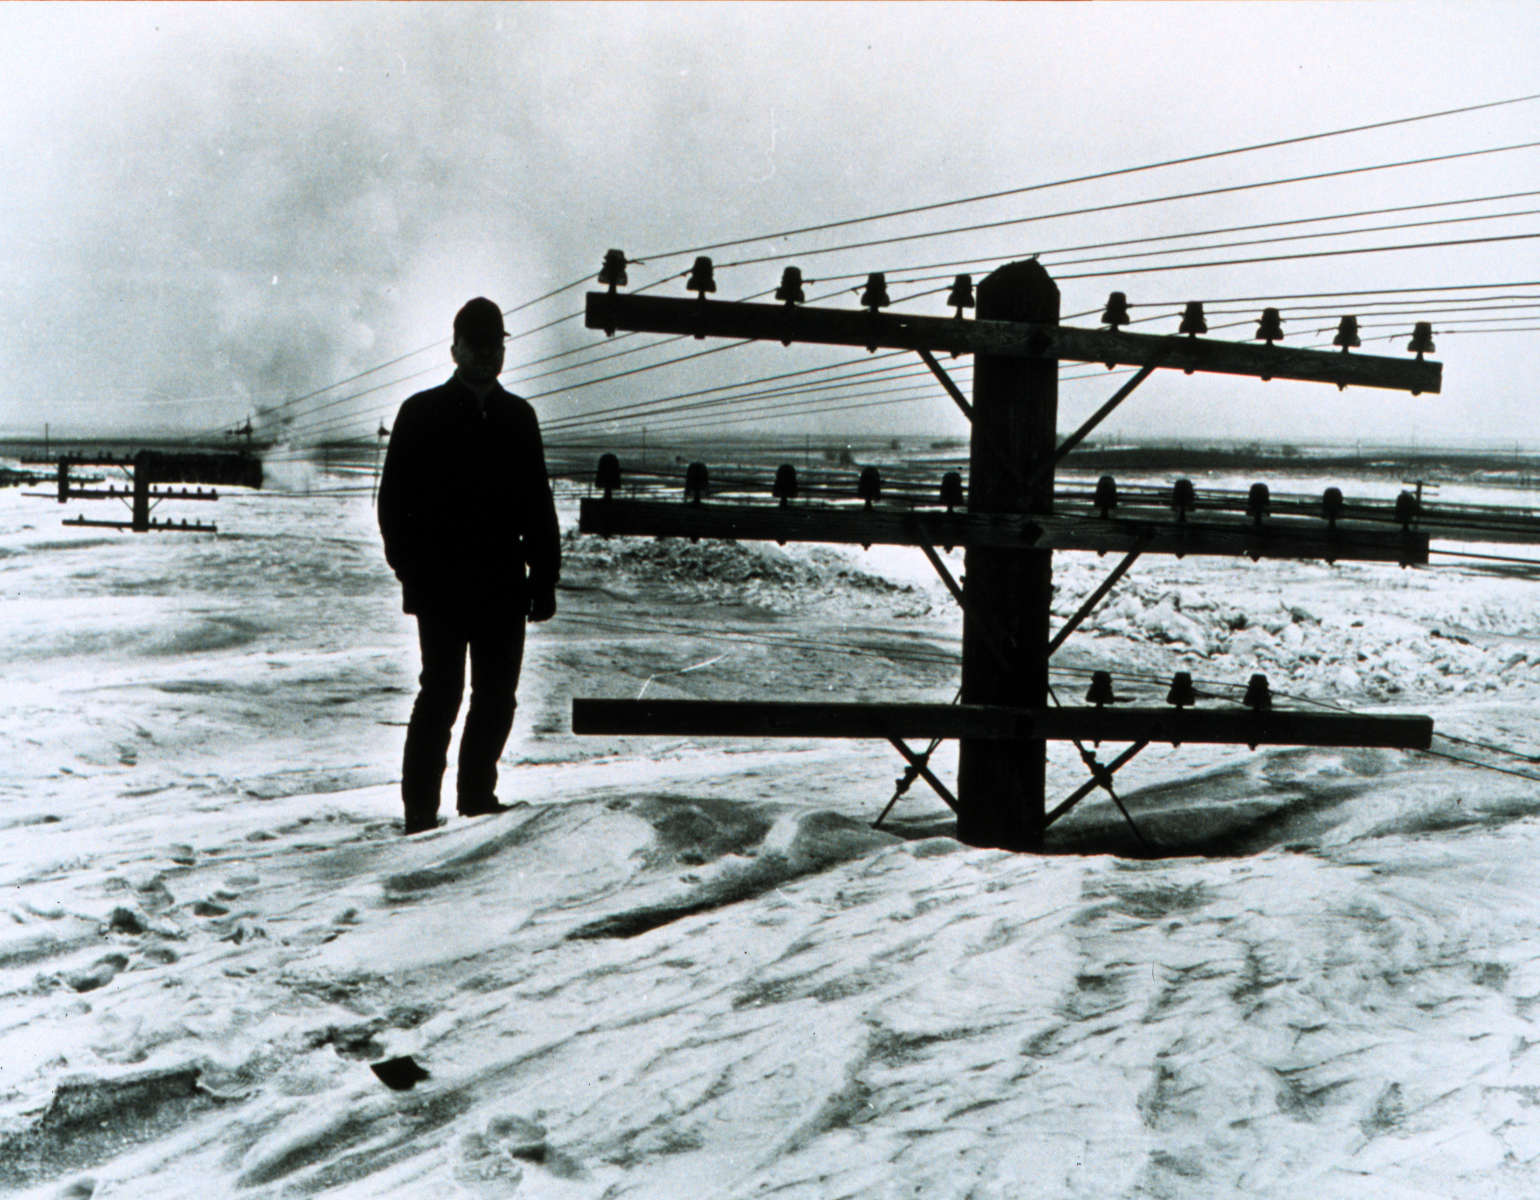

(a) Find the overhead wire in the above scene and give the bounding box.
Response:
[809,189,1540,290]
[640,90,1540,260]
[246,166,1540,453]
[705,140,1540,271]
[239,206,1540,453]
[249,204,1540,452]
[187,95,1540,451]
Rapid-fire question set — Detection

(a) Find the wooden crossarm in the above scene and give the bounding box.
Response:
[571,699,1433,750]
[577,497,1429,564]
[585,292,1441,394]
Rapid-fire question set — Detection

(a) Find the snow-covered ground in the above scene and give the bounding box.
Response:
[3,472,1540,1198]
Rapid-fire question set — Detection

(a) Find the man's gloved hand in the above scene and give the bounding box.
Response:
[528,582,557,623]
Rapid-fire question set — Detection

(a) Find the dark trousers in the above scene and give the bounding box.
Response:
[401,607,527,826]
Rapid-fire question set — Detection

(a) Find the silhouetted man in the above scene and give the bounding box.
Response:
[378,297,560,835]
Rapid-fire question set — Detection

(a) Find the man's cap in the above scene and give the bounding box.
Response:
[453,297,508,344]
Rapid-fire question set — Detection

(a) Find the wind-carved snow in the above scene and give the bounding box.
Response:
[2,479,1540,1197]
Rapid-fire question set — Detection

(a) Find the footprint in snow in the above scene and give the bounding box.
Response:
[63,954,129,993]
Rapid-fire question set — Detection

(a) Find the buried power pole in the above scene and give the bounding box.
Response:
[959,259,1058,851]
[572,255,1440,854]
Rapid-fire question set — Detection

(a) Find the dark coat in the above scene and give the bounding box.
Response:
[377,375,560,617]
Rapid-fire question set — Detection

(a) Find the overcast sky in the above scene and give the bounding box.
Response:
[1,1,1537,446]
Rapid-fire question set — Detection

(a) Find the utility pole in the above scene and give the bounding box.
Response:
[571,257,1440,852]
[958,260,1058,850]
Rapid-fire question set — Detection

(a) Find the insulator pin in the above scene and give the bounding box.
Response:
[684,461,709,504]
[1243,674,1272,711]
[685,257,716,298]
[947,274,975,317]
[598,249,629,291]
[1166,672,1198,708]
[595,453,621,500]
[1322,486,1344,526]
[1334,316,1361,352]
[860,273,890,311]
[1100,291,1131,330]
[1171,478,1196,521]
[857,465,882,506]
[775,268,806,306]
[940,471,964,512]
[1094,475,1118,518]
[1247,482,1270,526]
[1408,322,1436,359]
[1085,671,1118,707]
[773,463,798,506]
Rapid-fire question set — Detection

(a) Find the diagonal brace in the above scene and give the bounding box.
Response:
[1021,340,1178,492]
[1047,541,1148,657]
[915,349,1035,496]
[1044,738,1150,827]
[882,737,959,816]
[1074,741,1151,849]
[917,348,973,421]
[908,523,1018,671]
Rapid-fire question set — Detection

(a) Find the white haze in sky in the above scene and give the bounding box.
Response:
[0,1,1536,444]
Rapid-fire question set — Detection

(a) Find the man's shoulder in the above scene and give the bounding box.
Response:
[393,378,468,431]
[400,377,461,410]
[488,385,539,422]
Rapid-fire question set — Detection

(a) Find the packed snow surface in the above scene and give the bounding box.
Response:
[3,474,1540,1198]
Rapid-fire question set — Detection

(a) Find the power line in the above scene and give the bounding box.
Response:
[776,189,1540,294]
[1055,229,1540,282]
[710,140,1540,272]
[535,351,909,424]
[1128,278,1540,308]
[640,91,1540,261]
[205,194,1540,449]
[1041,206,1540,273]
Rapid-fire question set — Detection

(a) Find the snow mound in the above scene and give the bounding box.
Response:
[561,532,913,613]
